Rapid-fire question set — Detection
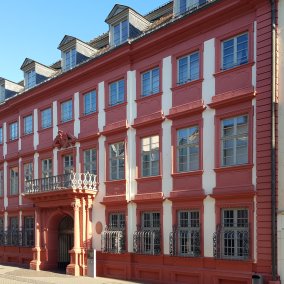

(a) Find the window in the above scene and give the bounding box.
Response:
[222,33,248,70]
[42,159,52,178]
[0,170,3,197]
[177,126,199,172]
[0,85,5,102]
[214,209,249,260]
[101,213,126,254]
[109,142,125,180]
[84,90,96,115]
[0,127,2,144]
[170,210,200,257]
[10,167,19,195]
[177,52,199,85]
[178,0,207,14]
[141,135,159,177]
[24,163,33,182]
[25,69,36,89]
[141,68,160,97]
[24,115,33,135]
[41,108,52,129]
[63,155,73,174]
[61,100,73,122]
[113,20,128,46]
[84,149,97,174]
[109,80,124,106]
[64,47,76,71]
[9,217,18,246]
[221,115,248,166]
[10,122,18,141]
[23,217,34,247]
[133,212,161,255]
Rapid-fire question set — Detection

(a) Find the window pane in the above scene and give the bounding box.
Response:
[41,108,52,129]
[24,115,33,134]
[61,100,73,122]
[84,90,96,114]
[10,122,18,141]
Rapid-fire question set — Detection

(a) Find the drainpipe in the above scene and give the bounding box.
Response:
[270,0,277,281]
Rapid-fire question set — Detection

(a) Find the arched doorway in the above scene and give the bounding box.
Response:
[58,216,74,270]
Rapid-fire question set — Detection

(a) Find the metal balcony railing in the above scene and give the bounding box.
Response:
[0,229,34,247]
[101,225,125,254]
[169,227,200,257]
[213,224,250,260]
[24,172,97,194]
[133,230,160,255]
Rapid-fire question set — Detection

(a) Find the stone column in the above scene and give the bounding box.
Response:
[67,199,81,276]
[30,208,41,271]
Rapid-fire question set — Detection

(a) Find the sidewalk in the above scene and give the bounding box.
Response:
[0,265,142,284]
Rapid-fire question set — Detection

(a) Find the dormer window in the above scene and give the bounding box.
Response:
[113,19,129,46]
[106,5,150,47]
[175,0,207,15]
[64,47,76,71]
[0,78,23,101]
[25,69,36,89]
[58,36,96,72]
[0,85,4,102]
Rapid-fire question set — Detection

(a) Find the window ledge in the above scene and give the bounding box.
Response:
[6,139,18,145]
[57,119,75,127]
[171,78,203,92]
[79,112,98,121]
[214,62,254,77]
[135,92,162,103]
[38,127,52,134]
[136,175,162,182]
[214,163,253,173]
[22,132,33,138]
[105,101,127,112]
[104,179,126,185]
[171,170,203,178]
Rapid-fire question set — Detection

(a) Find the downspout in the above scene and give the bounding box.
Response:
[270,0,277,281]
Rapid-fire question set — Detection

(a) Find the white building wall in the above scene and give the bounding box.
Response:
[3,122,7,158]
[277,0,284,281]
[202,38,216,257]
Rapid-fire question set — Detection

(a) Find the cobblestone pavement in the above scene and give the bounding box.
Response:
[0,265,142,284]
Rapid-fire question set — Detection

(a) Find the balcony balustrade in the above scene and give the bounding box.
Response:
[24,172,97,194]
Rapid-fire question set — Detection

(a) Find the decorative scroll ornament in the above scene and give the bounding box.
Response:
[53,130,77,149]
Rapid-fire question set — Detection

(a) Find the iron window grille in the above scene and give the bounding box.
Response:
[101,213,126,254]
[213,209,249,260]
[133,212,161,255]
[170,210,200,257]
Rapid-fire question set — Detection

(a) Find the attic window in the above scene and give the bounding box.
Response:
[177,0,207,15]
[25,69,36,89]
[0,85,4,102]
[64,47,76,71]
[113,19,128,46]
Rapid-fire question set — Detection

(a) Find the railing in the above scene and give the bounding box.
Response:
[101,226,125,254]
[213,224,250,260]
[24,172,97,194]
[133,230,160,255]
[175,0,215,17]
[0,229,34,247]
[169,227,200,257]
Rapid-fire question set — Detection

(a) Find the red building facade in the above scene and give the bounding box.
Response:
[0,0,283,283]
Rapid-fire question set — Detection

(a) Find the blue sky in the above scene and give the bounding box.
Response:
[0,0,168,83]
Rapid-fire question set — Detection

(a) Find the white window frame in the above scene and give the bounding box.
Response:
[84,148,97,174]
[84,90,97,115]
[177,51,199,85]
[10,167,19,195]
[221,33,249,70]
[24,115,33,135]
[24,163,33,182]
[177,126,199,172]
[112,19,129,46]
[41,108,52,129]
[109,213,125,229]
[25,69,36,89]
[42,159,52,178]
[63,155,73,174]
[64,47,76,71]
[141,135,159,177]
[109,79,124,106]
[109,142,125,180]
[10,122,18,141]
[221,115,248,167]
[61,100,73,123]
[141,68,160,97]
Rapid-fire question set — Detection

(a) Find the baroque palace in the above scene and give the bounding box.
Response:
[0,0,283,283]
